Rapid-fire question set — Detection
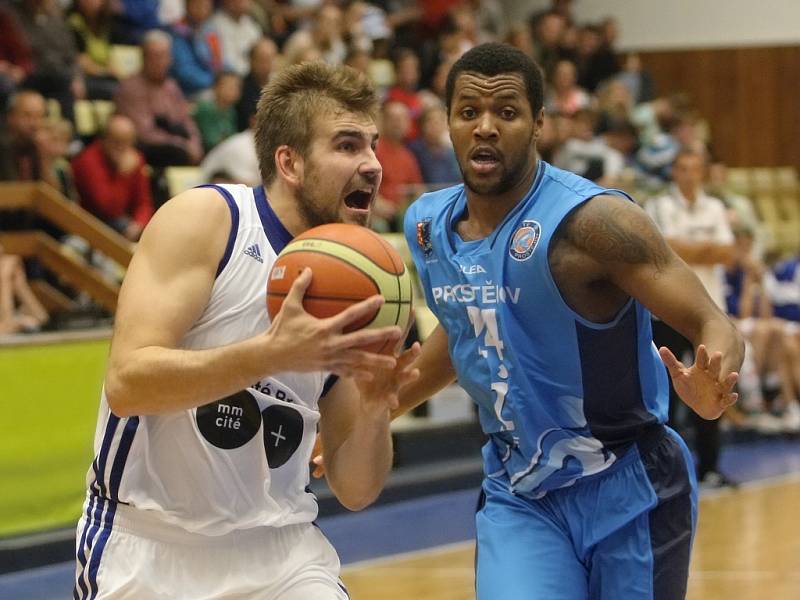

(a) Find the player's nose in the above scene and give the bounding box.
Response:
[360,148,383,183]
[474,112,499,139]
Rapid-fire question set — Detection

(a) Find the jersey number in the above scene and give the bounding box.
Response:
[467,307,514,431]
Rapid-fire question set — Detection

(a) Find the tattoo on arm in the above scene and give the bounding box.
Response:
[569,196,672,273]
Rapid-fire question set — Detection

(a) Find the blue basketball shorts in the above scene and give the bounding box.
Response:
[475,426,697,600]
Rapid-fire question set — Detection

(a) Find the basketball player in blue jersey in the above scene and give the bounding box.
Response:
[72,62,421,599]
[400,43,745,599]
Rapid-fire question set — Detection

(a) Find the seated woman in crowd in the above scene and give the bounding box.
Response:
[0,244,49,335]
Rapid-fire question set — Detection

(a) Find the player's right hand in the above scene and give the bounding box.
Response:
[265,268,402,379]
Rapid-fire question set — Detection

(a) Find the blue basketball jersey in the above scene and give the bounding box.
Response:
[404,162,670,498]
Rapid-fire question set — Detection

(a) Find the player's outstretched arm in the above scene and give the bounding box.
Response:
[391,324,456,419]
[318,344,421,511]
[105,188,402,417]
[569,194,745,419]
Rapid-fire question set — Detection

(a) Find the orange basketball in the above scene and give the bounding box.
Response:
[267,224,413,353]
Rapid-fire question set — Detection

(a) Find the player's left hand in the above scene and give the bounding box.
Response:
[355,342,422,412]
[659,344,739,420]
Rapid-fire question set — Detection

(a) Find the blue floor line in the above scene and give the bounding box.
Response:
[3,438,799,599]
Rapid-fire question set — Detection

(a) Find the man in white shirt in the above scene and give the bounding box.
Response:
[210,0,263,76]
[200,127,260,186]
[646,149,737,489]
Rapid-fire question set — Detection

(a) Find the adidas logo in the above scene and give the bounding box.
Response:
[243,243,263,263]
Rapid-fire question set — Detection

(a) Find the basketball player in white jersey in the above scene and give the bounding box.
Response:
[73,62,422,599]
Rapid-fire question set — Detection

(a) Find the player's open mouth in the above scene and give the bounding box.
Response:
[344,189,373,211]
[470,147,500,174]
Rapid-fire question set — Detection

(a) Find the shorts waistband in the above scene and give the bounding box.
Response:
[551,423,668,489]
[81,494,303,546]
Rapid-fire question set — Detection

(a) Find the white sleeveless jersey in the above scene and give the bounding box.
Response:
[85,184,328,536]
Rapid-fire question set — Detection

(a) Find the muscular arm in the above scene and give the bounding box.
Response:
[105,188,401,417]
[568,195,744,375]
[105,188,276,415]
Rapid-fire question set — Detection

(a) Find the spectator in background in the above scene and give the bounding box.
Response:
[0,5,33,110]
[169,0,223,98]
[764,253,800,431]
[35,118,79,201]
[618,52,654,104]
[385,48,424,140]
[594,77,633,134]
[408,104,460,186]
[113,0,160,45]
[210,0,263,76]
[236,37,278,131]
[71,114,154,241]
[636,110,705,189]
[529,10,567,75]
[766,255,800,324]
[417,56,455,110]
[646,149,738,489]
[283,4,347,67]
[342,1,392,54]
[193,71,241,152]
[68,0,119,100]
[574,24,618,93]
[10,0,85,121]
[374,100,422,226]
[0,244,49,335]
[545,59,591,117]
[468,0,508,41]
[344,46,372,75]
[707,160,769,259]
[504,22,535,58]
[631,92,690,146]
[723,226,800,432]
[552,109,624,186]
[199,119,260,187]
[0,89,47,182]
[599,119,639,186]
[114,30,202,167]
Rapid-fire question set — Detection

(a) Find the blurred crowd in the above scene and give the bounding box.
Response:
[1,0,800,448]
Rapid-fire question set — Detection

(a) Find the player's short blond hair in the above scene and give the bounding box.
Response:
[254,61,378,186]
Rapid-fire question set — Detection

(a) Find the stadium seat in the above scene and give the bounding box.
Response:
[73,100,116,137]
[725,168,751,195]
[749,168,776,194]
[165,166,204,197]
[108,45,143,79]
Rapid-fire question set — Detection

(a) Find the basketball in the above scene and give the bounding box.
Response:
[267,223,413,353]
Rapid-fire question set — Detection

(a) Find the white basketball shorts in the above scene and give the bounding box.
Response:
[73,500,349,599]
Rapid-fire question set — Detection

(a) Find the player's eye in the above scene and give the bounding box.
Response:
[338,141,356,152]
[500,108,516,120]
[461,107,477,120]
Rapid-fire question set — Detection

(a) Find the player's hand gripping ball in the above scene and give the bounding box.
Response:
[267,223,413,353]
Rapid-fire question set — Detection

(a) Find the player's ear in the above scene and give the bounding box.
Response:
[275,145,303,186]
[533,108,545,142]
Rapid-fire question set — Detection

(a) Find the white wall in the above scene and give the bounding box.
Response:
[498,0,800,51]
[572,0,800,50]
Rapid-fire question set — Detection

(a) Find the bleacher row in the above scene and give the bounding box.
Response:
[725,166,800,255]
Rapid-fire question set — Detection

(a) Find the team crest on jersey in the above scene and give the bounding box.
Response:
[509,220,541,261]
[416,218,433,257]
